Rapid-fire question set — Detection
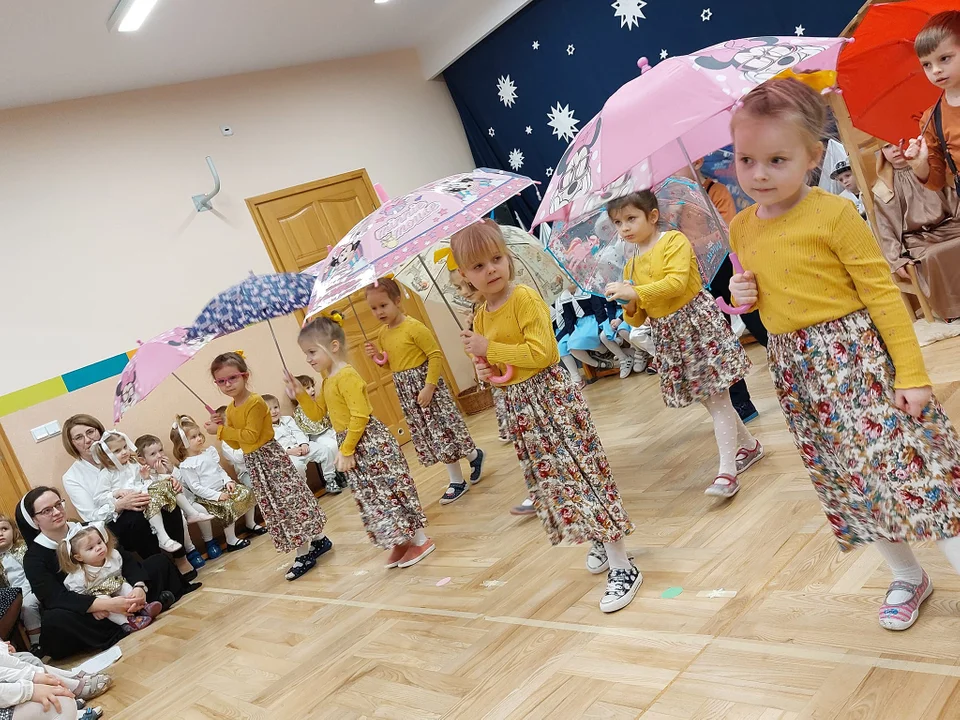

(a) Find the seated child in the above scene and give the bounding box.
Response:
[214,407,251,489]
[263,395,337,484]
[0,516,40,653]
[288,378,347,494]
[58,524,161,633]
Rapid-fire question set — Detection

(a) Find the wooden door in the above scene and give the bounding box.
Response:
[0,427,30,518]
[246,169,460,444]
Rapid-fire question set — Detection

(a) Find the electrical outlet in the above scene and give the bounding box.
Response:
[220,125,233,136]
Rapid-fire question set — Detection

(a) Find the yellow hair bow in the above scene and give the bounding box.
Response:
[434,247,458,271]
[773,68,838,94]
[323,310,344,327]
[233,349,246,359]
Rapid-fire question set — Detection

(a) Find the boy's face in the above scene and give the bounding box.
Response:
[267,400,281,423]
[920,37,960,91]
[139,442,166,468]
[836,170,859,194]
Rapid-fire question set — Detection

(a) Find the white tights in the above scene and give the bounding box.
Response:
[603,539,632,570]
[599,335,627,360]
[561,354,580,378]
[701,391,755,477]
[874,537,960,603]
[570,349,598,367]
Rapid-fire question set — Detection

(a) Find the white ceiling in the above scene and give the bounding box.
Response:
[0,0,530,110]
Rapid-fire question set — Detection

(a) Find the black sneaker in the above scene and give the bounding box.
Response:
[335,472,349,488]
[307,536,333,561]
[159,590,176,610]
[469,448,485,484]
[325,482,343,495]
[285,555,317,581]
[599,565,642,613]
[439,482,468,505]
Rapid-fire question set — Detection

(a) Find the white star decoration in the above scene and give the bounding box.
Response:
[508,149,525,171]
[612,0,647,29]
[488,127,495,137]
[525,126,533,135]
[532,40,540,50]
[701,8,712,21]
[660,49,669,60]
[795,24,805,36]
[567,44,576,56]
[546,168,554,177]
[496,75,518,108]
[547,102,580,142]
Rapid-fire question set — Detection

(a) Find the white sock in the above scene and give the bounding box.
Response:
[875,539,924,603]
[245,508,258,529]
[175,493,200,519]
[701,391,742,478]
[522,498,533,507]
[198,520,214,543]
[412,529,428,546]
[180,516,196,553]
[936,536,960,574]
[571,349,599,367]
[466,448,479,462]
[446,462,465,485]
[224,523,239,546]
[148,513,172,544]
[603,540,632,570]
[561,354,580,377]
[296,541,311,558]
[600,334,627,360]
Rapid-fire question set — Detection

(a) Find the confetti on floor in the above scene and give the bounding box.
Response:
[661,586,683,599]
[436,577,452,587]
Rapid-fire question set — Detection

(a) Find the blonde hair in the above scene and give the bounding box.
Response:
[916,11,960,58]
[449,219,516,280]
[0,514,22,553]
[170,414,201,462]
[299,314,348,359]
[731,77,826,161]
[91,431,136,472]
[56,526,118,577]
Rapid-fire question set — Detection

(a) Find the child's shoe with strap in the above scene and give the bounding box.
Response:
[704,474,740,498]
[879,571,932,631]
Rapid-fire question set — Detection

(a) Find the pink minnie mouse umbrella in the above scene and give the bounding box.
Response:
[533,35,848,228]
[114,326,218,423]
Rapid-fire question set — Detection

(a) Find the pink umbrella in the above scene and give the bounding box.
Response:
[534,36,849,228]
[114,326,218,423]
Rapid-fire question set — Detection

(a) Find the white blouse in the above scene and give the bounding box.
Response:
[63,548,125,596]
[62,459,116,524]
[0,646,37,707]
[0,554,29,595]
[98,462,149,497]
[179,446,231,501]
[273,416,309,450]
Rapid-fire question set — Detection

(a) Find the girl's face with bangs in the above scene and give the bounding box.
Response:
[459,243,511,298]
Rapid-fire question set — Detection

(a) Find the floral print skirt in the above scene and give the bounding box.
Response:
[195,483,257,525]
[649,289,751,408]
[502,365,633,545]
[769,310,960,551]
[145,477,179,520]
[339,417,427,549]
[492,387,509,439]
[394,363,475,467]
[245,439,327,554]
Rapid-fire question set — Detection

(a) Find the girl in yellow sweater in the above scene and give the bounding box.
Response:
[202,352,330,581]
[286,313,433,570]
[453,219,638,613]
[605,191,763,499]
[728,77,960,631]
[364,277,485,506]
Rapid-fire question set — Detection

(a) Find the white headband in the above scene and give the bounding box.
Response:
[19,497,37,530]
[92,430,136,470]
[172,419,189,446]
[65,522,107,559]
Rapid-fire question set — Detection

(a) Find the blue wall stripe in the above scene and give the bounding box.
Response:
[61,354,130,393]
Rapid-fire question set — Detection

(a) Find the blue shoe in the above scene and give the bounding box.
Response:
[469,448,485,484]
[205,540,222,559]
[186,549,206,569]
[307,536,333,561]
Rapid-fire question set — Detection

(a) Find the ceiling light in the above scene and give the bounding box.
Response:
[108,0,160,33]
[374,0,392,4]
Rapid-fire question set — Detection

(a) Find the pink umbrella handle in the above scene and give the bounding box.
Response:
[478,357,514,385]
[373,351,389,367]
[715,253,755,316]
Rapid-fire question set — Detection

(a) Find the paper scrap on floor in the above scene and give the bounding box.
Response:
[71,646,122,675]
[914,319,960,347]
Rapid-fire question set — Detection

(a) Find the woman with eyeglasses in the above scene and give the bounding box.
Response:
[60,416,196,578]
[15,487,199,661]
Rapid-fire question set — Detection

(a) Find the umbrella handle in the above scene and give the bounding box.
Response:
[373,351,389,367]
[715,253,755,316]
[477,357,515,385]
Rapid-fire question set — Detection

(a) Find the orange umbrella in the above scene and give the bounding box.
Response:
[837,0,951,144]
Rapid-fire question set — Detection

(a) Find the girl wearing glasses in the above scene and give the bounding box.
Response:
[203,351,331,582]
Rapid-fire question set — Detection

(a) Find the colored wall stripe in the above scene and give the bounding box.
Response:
[61,354,131,393]
[0,377,68,417]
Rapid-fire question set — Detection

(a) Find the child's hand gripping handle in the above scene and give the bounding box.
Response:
[476,357,515,385]
[715,253,755,316]
[364,341,389,367]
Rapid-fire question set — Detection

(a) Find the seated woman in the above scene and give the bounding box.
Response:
[16,487,199,661]
[873,142,960,321]
[60,415,195,578]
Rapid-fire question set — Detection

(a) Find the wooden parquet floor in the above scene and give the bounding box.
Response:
[91,338,960,719]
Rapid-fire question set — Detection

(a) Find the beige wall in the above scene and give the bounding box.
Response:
[0,48,479,490]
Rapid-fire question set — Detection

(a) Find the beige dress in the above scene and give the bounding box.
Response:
[873,166,960,320]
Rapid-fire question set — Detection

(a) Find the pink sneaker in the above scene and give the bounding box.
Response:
[736,441,765,475]
[879,571,932,631]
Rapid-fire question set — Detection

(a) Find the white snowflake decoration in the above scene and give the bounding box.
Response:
[546,168,554,177]
[525,126,533,135]
[488,127,495,137]
[547,103,580,142]
[532,40,540,50]
[567,44,576,56]
[508,149,525,171]
[612,0,647,30]
[496,75,518,108]
[701,8,712,21]
[660,49,669,60]
[795,24,805,36]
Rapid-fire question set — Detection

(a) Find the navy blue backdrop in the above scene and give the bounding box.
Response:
[443,0,864,227]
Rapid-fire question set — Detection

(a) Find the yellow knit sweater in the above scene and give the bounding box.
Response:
[296,366,372,455]
[377,317,443,386]
[474,284,560,385]
[622,230,703,326]
[730,188,930,389]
